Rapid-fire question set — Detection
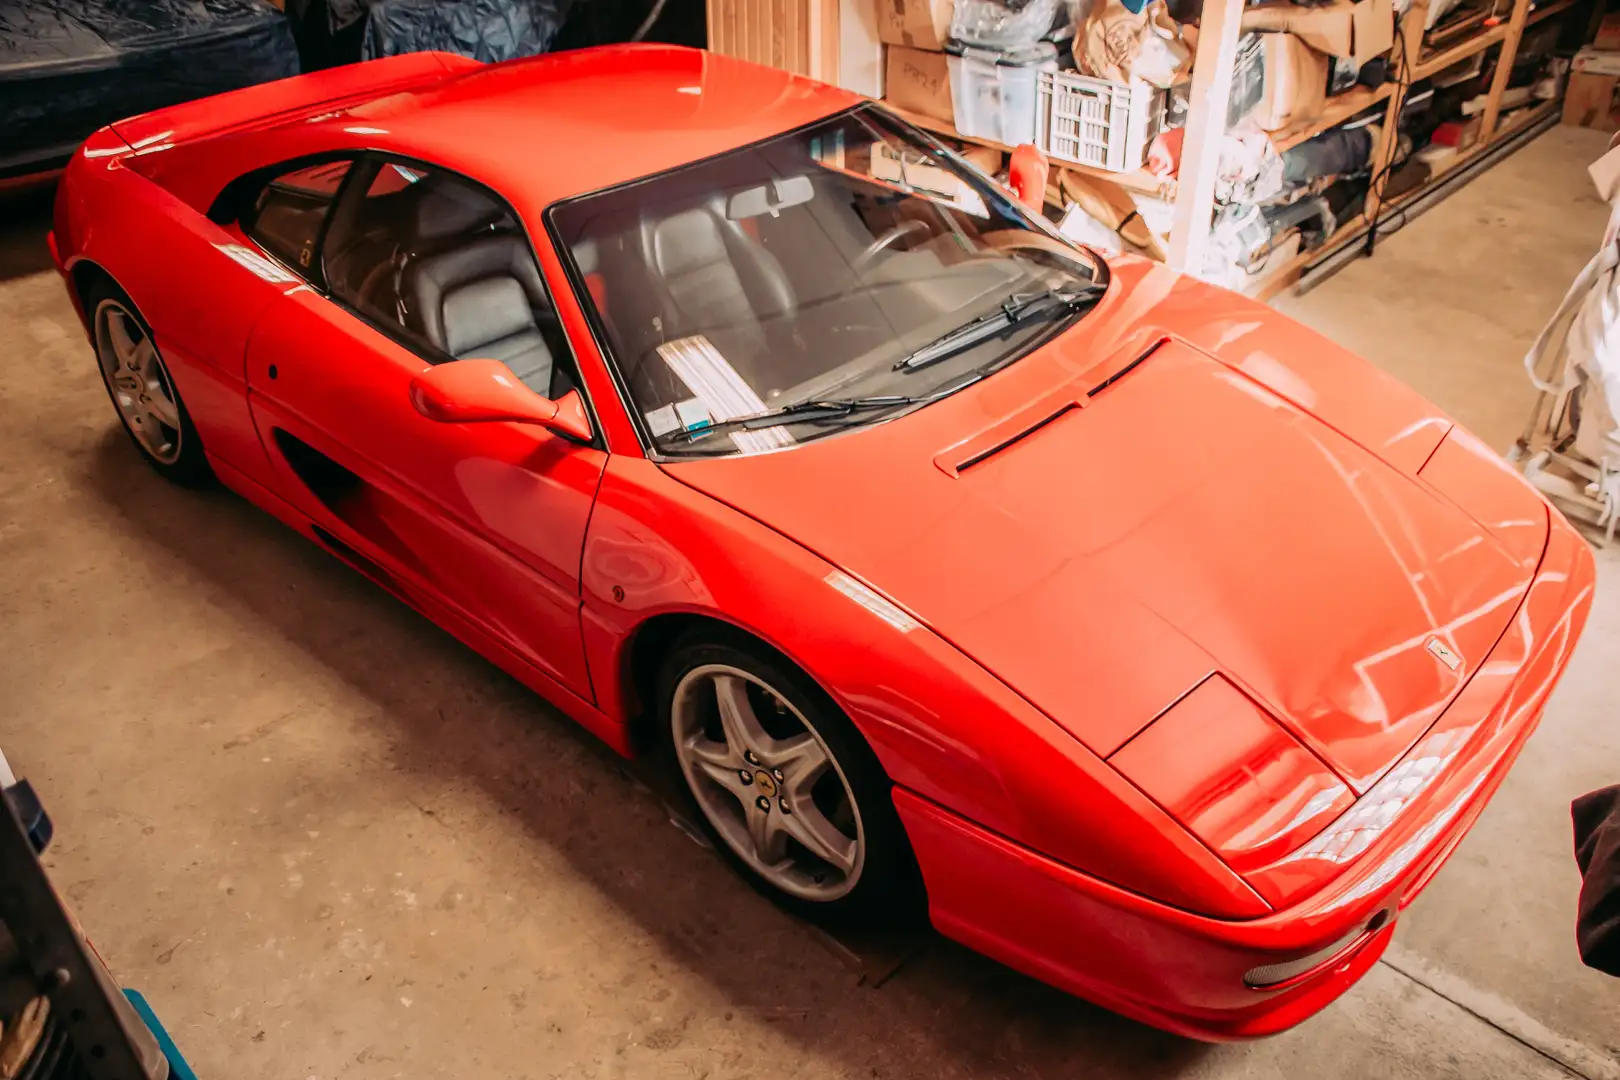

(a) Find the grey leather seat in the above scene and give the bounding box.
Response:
[405,186,554,393]
[639,205,796,359]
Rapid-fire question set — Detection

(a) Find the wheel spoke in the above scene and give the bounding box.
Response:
[671,664,864,900]
[747,803,788,866]
[782,806,858,876]
[107,313,141,369]
[774,734,829,802]
[145,391,180,430]
[685,735,746,794]
[714,675,769,760]
[129,336,157,376]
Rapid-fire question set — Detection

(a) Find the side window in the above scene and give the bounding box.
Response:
[319,158,578,398]
[242,159,353,276]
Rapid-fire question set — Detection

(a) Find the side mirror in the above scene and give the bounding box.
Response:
[410,359,592,442]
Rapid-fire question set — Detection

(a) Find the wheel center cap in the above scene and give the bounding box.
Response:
[754,770,778,797]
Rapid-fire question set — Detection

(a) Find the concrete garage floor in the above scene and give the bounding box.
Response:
[3,125,1619,1080]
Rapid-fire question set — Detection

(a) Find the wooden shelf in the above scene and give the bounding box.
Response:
[1252,97,1559,300]
[1269,84,1394,153]
[1494,97,1562,138]
[1526,0,1580,26]
[880,103,1175,197]
[1243,215,1370,300]
[1414,22,1510,78]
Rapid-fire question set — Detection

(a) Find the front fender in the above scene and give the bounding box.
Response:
[581,457,1268,919]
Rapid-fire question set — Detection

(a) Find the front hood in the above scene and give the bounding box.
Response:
[667,263,1546,795]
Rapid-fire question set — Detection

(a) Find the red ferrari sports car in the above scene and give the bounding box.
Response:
[49,44,1594,1039]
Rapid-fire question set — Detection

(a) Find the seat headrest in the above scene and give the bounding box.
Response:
[572,239,600,275]
[442,277,537,358]
[415,183,500,240]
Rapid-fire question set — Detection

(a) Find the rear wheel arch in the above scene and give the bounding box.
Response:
[68,259,118,325]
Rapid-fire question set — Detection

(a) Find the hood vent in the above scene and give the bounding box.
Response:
[1087,337,1167,399]
[955,404,1080,474]
[940,336,1170,476]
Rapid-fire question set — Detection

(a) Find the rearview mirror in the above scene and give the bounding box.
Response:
[410,359,592,442]
[726,175,814,220]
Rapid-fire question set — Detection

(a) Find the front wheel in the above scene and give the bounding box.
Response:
[657,631,923,925]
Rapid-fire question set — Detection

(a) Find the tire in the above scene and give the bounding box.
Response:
[85,279,214,489]
[656,627,924,926]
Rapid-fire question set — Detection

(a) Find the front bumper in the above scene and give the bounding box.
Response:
[896,511,1595,1040]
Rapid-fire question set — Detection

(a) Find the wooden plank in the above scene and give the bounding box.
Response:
[705,0,836,80]
[1242,214,1368,300]
[880,103,1176,196]
[1482,0,1533,138]
[1414,22,1509,77]
[1493,97,1561,140]
[1260,99,1558,299]
[1364,0,1430,220]
[1167,0,1244,272]
[1268,84,1393,152]
[809,0,840,83]
[1526,0,1580,26]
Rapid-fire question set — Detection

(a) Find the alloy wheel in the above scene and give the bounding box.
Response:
[670,663,866,901]
[94,300,182,465]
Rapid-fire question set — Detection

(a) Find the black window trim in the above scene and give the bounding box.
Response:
[216,149,608,451]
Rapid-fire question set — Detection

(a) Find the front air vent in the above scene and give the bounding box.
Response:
[1087,337,1168,399]
[955,404,1080,474]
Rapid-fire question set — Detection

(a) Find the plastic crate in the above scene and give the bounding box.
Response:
[1037,70,1165,173]
[947,42,1059,147]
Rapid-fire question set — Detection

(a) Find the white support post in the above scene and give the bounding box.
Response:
[1167,0,1244,274]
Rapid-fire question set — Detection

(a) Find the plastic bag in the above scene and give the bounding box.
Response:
[950,0,1072,49]
[1078,0,1189,87]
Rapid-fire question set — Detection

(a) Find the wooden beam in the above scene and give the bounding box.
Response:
[1482,0,1534,138]
[1364,0,1431,222]
[808,0,840,83]
[1167,0,1243,272]
[705,0,837,81]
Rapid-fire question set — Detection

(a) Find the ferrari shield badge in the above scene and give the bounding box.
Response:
[1425,636,1463,672]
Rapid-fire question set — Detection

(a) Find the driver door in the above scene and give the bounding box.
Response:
[239,154,604,701]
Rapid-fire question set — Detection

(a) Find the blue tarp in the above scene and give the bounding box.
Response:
[0,0,298,177]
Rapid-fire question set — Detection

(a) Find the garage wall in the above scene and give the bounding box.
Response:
[706,0,839,83]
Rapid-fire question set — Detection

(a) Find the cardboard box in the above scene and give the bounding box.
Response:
[1575,46,1620,77]
[1564,72,1620,132]
[885,44,954,124]
[876,0,954,51]
[1252,33,1330,132]
[1241,0,1394,66]
[1593,10,1620,51]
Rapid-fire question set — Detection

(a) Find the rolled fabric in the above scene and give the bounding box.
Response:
[1573,784,1620,976]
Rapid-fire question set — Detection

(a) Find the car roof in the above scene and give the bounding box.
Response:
[311,44,863,213]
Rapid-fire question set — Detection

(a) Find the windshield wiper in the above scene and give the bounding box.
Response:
[672,395,917,442]
[893,285,1106,372]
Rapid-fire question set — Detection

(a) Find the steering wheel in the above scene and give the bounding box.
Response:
[851,219,929,274]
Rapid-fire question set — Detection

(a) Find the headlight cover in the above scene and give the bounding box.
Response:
[1109,675,1354,876]
[1418,426,1548,569]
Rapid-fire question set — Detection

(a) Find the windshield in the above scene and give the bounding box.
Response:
[549,106,1107,458]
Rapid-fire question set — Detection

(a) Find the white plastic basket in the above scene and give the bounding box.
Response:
[947,45,1059,148]
[1037,70,1165,173]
